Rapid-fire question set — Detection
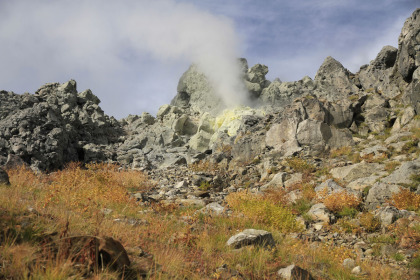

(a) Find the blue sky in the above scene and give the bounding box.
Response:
[0,0,418,119]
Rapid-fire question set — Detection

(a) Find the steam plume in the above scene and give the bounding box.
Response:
[0,0,248,114]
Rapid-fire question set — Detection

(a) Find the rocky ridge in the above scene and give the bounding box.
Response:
[1,8,420,279]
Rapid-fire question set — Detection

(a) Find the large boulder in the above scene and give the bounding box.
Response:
[172,64,224,115]
[307,203,335,224]
[260,77,314,108]
[395,8,420,82]
[358,46,401,98]
[314,56,360,100]
[365,183,402,210]
[330,162,384,183]
[380,159,420,185]
[361,93,390,133]
[277,264,315,280]
[226,229,275,249]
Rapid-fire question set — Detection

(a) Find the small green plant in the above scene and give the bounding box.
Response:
[411,173,420,184]
[411,253,420,270]
[314,166,329,177]
[338,207,358,218]
[291,198,312,215]
[368,234,396,244]
[392,252,405,261]
[199,181,211,191]
[362,186,371,197]
[401,140,419,153]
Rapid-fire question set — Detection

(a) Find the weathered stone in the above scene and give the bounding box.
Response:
[247,64,269,86]
[342,258,356,269]
[358,46,401,98]
[346,175,382,191]
[374,206,406,226]
[324,101,354,128]
[307,203,335,224]
[365,183,401,210]
[173,64,224,115]
[261,172,287,189]
[296,119,331,152]
[4,154,28,170]
[189,130,212,152]
[226,229,275,249]
[314,56,359,100]
[200,202,225,216]
[391,106,415,132]
[0,168,10,185]
[395,8,420,82]
[351,266,362,275]
[277,264,315,280]
[330,162,384,183]
[380,159,420,185]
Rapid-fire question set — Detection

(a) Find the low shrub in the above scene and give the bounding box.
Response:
[338,206,358,218]
[412,253,420,270]
[318,189,361,213]
[390,188,420,211]
[290,198,312,215]
[360,212,381,233]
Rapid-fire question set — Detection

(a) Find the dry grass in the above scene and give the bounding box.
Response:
[330,146,353,158]
[285,157,316,174]
[226,191,301,232]
[0,164,415,279]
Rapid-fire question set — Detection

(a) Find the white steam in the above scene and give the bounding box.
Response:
[120,0,248,106]
[0,0,248,115]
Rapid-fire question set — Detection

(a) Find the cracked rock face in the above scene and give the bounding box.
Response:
[0,9,419,174]
[0,80,121,171]
[395,8,420,82]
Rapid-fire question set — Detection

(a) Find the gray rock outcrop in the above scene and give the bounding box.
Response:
[0,80,121,171]
[226,229,275,249]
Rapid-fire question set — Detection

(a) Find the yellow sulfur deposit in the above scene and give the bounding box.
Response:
[214,106,265,136]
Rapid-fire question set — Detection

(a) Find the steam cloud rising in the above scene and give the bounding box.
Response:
[0,0,248,115]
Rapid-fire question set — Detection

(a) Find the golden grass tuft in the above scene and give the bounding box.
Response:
[317,188,361,213]
[390,188,420,211]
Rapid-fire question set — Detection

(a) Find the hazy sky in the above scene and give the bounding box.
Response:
[0,0,418,119]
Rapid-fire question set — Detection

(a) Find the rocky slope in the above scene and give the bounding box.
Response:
[0,7,420,279]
